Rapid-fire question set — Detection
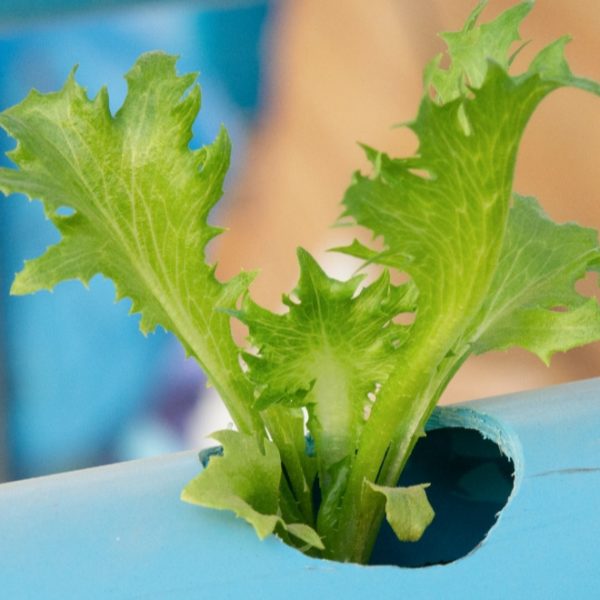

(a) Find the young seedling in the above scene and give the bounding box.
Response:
[1,1,599,564]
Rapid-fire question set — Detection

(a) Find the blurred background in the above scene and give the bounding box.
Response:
[0,0,598,483]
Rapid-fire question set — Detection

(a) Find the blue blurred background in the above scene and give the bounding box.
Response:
[0,0,272,481]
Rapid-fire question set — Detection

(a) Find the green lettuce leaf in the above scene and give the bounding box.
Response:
[424,0,532,103]
[471,195,600,363]
[331,4,600,561]
[367,482,434,543]
[338,7,600,435]
[343,59,599,351]
[0,52,259,434]
[235,249,414,479]
[181,430,323,550]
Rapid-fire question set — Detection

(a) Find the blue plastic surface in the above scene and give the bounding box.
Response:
[1,378,599,598]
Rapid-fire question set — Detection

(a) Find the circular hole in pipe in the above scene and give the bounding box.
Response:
[369,426,515,567]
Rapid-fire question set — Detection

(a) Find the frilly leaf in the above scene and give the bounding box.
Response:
[182,430,323,550]
[0,51,259,433]
[367,482,434,543]
[471,196,600,362]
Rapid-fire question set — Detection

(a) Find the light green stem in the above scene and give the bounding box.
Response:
[261,407,316,526]
[346,349,471,562]
[324,335,448,561]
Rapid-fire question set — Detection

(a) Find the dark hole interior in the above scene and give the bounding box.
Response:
[369,427,515,568]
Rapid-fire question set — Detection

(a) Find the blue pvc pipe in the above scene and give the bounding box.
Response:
[1,378,599,597]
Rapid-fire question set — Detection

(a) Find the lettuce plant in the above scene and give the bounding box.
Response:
[1,1,599,564]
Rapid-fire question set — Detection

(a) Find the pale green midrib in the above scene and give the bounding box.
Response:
[307,267,362,477]
[310,359,354,471]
